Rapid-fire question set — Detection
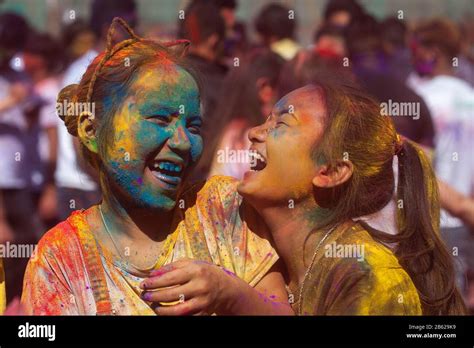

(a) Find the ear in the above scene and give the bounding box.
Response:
[77,111,98,154]
[256,77,274,104]
[312,160,354,188]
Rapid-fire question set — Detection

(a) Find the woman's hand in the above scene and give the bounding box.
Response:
[139,258,237,315]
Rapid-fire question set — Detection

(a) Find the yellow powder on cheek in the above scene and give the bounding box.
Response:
[285,134,316,197]
[265,154,314,201]
[108,101,138,160]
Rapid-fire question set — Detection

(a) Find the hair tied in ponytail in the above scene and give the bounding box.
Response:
[394,133,405,157]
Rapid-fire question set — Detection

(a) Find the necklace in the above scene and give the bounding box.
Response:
[98,204,162,272]
[297,224,338,315]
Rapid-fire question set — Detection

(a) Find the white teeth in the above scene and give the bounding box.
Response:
[249,151,266,163]
[150,161,183,173]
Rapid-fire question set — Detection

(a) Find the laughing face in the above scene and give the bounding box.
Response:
[237,85,327,207]
[100,63,202,211]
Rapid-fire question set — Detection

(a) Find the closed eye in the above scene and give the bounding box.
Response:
[187,122,202,134]
[146,115,172,125]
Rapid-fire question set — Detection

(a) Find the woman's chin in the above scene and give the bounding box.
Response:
[136,197,177,212]
[237,170,261,198]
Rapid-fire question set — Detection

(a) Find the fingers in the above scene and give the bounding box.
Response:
[140,258,211,290]
[140,268,191,290]
[141,283,194,304]
[153,297,209,316]
[154,258,194,273]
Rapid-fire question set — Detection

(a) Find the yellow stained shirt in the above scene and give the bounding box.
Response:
[22,176,278,315]
[298,221,422,315]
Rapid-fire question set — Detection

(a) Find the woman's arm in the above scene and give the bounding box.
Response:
[0,82,27,113]
[140,258,294,315]
[228,261,294,315]
[438,180,474,229]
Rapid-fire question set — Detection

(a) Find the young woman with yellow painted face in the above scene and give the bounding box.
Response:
[237,81,467,315]
[21,18,292,315]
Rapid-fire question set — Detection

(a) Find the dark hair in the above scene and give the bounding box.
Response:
[212,0,237,10]
[413,18,461,58]
[255,3,296,41]
[57,18,198,196]
[63,19,90,43]
[196,49,284,178]
[380,17,407,48]
[24,32,64,73]
[306,77,466,315]
[323,0,365,23]
[277,50,353,98]
[345,14,382,57]
[90,0,137,39]
[178,1,226,45]
[0,12,29,52]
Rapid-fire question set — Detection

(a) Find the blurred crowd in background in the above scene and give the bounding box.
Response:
[0,0,473,311]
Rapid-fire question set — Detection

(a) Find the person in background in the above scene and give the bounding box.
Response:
[254,3,301,61]
[456,15,474,87]
[380,17,412,83]
[61,19,96,66]
[322,0,365,28]
[407,18,474,303]
[439,182,474,231]
[438,181,474,313]
[195,50,284,180]
[178,0,228,117]
[22,32,64,229]
[312,24,347,59]
[211,0,248,65]
[56,0,138,221]
[0,12,42,303]
[346,14,436,147]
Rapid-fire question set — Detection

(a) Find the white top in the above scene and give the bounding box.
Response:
[407,73,474,228]
[55,50,98,190]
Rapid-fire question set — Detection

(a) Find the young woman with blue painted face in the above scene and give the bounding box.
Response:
[22,18,292,316]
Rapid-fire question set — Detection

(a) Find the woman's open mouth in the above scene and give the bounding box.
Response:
[147,159,184,189]
[249,150,267,172]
